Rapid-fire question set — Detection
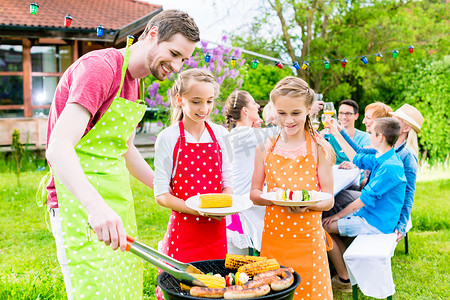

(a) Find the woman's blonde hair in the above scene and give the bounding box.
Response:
[270,76,335,164]
[406,129,419,157]
[224,90,253,130]
[169,68,220,124]
[365,102,393,119]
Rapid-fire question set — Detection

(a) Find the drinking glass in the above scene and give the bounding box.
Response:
[321,114,331,140]
[323,102,335,117]
[311,115,320,131]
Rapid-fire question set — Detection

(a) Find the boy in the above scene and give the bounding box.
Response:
[323,117,407,292]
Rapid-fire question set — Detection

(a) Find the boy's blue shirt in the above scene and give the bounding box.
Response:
[340,130,418,235]
[352,148,407,234]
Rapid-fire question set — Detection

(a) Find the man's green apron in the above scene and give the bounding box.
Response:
[50,45,146,299]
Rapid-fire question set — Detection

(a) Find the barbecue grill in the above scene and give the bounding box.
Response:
[157,259,301,300]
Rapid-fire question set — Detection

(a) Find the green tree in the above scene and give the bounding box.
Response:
[390,56,450,161]
[241,63,294,101]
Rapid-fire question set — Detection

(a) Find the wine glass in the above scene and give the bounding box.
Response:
[311,115,320,131]
[323,102,335,117]
[321,114,331,140]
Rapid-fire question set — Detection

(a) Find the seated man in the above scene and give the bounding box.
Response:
[323,117,407,292]
[330,99,371,166]
[323,100,370,218]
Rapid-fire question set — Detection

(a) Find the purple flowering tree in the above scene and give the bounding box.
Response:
[143,36,248,130]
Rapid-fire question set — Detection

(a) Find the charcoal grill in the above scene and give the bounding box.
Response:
[157,259,301,300]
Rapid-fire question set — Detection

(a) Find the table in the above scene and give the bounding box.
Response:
[332,165,360,196]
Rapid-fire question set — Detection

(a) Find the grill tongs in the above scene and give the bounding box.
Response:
[126,235,208,287]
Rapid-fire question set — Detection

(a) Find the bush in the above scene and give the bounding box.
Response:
[391,56,450,161]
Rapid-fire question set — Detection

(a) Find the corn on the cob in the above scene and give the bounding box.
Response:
[237,258,280,278]
[179,283,191,291]
[190,274,226,288]
[199,194,232,208]
[225,254,267,270]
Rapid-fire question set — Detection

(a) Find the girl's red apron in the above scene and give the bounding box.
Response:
[261,131,333,300]
[160,121,227,262]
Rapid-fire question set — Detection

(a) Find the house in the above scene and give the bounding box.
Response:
[0,0,161,149]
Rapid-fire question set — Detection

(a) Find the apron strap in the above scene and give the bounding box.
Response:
[115,46,131,99]
[170,121,186,180]
[324,229,334,251]
[139,79,145,102]
[204,122,218,144]
[36,171,52,207]
[204,121,222,174]
[305,130,313,155]
[269,132,281,152]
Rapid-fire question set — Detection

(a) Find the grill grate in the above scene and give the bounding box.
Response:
[157,259,301,300]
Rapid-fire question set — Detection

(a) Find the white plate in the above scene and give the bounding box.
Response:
[260,191,332,207]
[185,194,253,216]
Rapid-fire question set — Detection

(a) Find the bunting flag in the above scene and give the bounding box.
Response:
[202,32,448,70]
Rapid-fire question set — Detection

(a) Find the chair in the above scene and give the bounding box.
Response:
[404,218,412,255]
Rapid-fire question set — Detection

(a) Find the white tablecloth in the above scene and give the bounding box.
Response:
[332,165,360,196]
[343,233,398,299]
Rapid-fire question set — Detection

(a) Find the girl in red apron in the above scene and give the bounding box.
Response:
[154,69,233,299]
[250,76,336,299]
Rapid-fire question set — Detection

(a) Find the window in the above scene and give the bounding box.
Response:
[0,42,24,117]
[0,40,72,118]
[32,76,58,106]
[0,44,23,72]
[0,75,24,105]
[31,45,71,73]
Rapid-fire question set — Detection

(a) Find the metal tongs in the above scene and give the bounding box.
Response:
[88,225,207,287]
[125,235,208,287]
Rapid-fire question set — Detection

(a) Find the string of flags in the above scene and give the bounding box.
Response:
[29,2,447,71]
[29,2,106,37]
[203,31,447,71]
[204,42,416,70]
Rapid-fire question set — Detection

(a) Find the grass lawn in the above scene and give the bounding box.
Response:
[0,171,449,299]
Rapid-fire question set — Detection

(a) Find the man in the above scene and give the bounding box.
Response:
[329,99,370,167]
[43,10,199,299]
[323,100,370,218]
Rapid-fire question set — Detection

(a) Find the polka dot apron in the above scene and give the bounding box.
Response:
[161,121,227,262]
[49,45,146,299]
[262,131,333,300]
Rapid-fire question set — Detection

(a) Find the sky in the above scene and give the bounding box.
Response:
[148,0,263,44]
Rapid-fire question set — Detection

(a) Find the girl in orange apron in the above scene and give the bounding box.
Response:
[154,69,233,300]
[251,76,335,300]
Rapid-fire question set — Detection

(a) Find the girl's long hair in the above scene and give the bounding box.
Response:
[224,90,252,130]
[270,76,335,164]
[169,68,220,125]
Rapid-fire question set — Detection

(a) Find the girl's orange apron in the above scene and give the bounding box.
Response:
[261,131,333,300]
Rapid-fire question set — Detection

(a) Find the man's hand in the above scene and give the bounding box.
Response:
[310,101,324,115]
[338,161,357,169]
[86,200,127,251]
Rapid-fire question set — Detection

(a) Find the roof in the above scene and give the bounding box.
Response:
[0,0,162,43]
